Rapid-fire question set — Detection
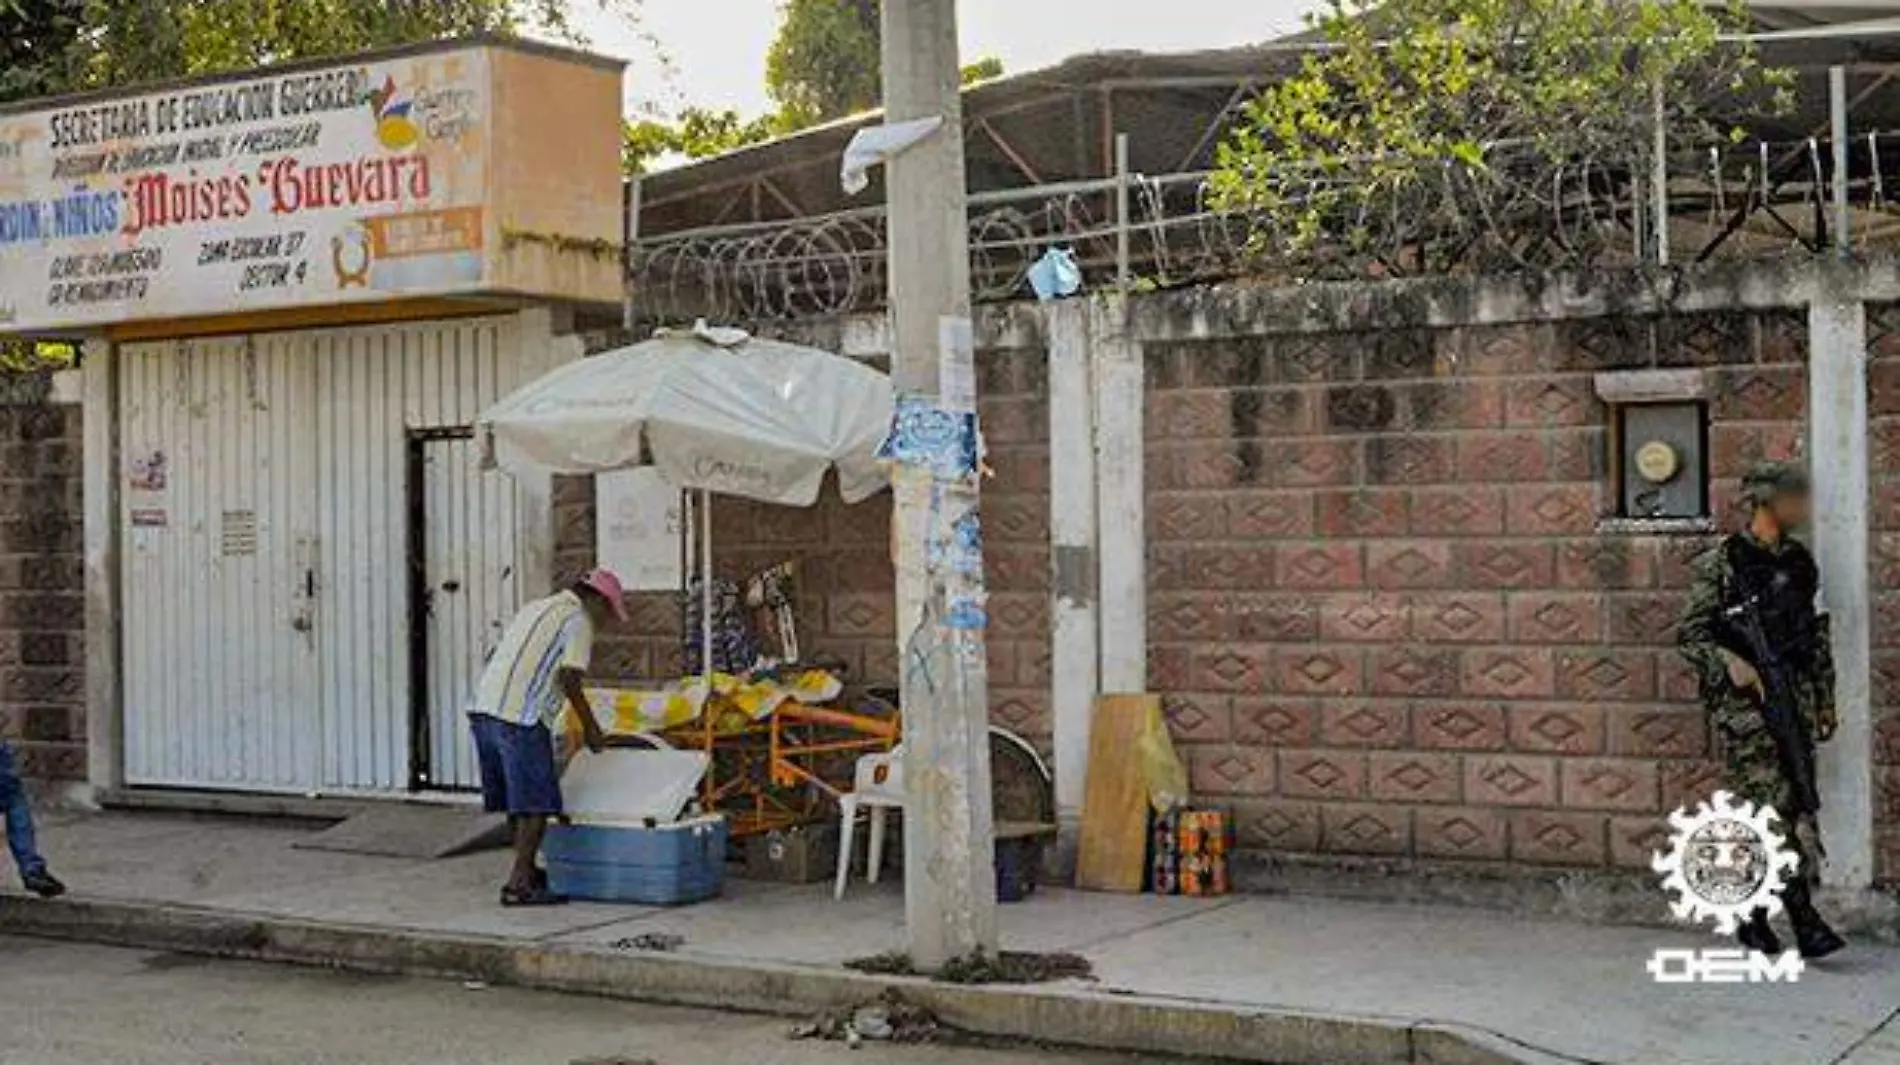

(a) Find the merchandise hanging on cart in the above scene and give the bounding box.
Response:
[477,321,908,836]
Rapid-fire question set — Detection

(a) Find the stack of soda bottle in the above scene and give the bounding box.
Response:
[1150,807,1233,896]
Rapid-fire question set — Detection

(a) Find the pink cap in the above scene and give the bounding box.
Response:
[580,568,629,622]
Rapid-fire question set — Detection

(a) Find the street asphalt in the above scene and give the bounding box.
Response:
[0,935,1175,1065]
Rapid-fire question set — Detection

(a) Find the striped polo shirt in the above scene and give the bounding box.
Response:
[471,590,595,729]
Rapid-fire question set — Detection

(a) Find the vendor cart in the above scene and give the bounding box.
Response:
[478,323,921,837]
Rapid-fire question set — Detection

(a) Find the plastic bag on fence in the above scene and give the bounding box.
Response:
[1028,246,1082,301]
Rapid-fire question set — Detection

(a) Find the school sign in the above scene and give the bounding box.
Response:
[0,41,626,333]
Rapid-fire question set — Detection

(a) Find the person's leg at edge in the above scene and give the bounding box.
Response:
[0,741,42,873]
[495,720,564,904]
[0,741,62,897]
[473,716,527,901]
[510,815,548,893]
[1781,827,1845,960]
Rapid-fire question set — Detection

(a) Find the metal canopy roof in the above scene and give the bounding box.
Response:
[635,6,1900,241]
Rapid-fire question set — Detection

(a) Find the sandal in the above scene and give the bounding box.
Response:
[500,883,569,907]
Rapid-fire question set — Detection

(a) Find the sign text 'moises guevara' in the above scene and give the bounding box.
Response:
[0,47,493,330]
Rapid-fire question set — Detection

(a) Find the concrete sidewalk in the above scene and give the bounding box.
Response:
[4,811,1898,1065]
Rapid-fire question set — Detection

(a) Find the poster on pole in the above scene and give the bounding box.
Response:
[596,468,683,591]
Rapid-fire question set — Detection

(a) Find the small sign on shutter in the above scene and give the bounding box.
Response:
[221,510,258,557]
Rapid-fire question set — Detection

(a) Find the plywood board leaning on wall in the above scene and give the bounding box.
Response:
[1075,693,1160,893]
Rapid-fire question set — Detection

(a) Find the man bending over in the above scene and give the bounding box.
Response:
[470,569,626,906]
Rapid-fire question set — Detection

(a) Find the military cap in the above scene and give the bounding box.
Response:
[1741,460,1810,505]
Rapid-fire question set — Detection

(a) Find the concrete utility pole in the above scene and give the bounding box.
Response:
[880,0,999,967]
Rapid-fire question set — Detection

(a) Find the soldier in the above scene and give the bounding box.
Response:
[1677,461,1845,959]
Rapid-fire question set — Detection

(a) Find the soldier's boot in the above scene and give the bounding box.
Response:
[1782,880,1846,960]
[1736,907,1783,956]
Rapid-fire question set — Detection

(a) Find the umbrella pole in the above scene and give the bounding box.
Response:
[701,488,714,699]
[678,488,691,603]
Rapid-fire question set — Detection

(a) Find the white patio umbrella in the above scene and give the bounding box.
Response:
[478,322,892,504]
[477,322,894,691]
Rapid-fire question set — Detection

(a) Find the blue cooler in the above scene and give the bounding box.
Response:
[543,814,727,905]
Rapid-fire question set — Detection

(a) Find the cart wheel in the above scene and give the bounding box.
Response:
[989,726,1055,826]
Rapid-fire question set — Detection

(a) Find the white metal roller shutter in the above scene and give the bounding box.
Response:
[120,337,320,791]
[120,315,527,795]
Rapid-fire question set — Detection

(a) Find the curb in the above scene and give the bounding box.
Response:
[0,895,1545,1065]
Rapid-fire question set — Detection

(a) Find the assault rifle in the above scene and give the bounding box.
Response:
[1719,592,1821,817]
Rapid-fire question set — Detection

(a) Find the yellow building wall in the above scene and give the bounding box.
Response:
[485,47,625,306]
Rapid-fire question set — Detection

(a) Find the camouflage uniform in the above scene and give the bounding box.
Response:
[1677,535,1834,847]
[1675,462,1845,958]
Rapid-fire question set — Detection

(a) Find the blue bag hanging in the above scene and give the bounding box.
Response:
[1027,246,1081,301]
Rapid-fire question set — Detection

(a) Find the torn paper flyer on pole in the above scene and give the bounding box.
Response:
[877,394,979,481]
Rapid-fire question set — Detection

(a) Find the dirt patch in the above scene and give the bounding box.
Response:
[790,990,941,1045]
[843,950,1094,985]
[609,933,685,953]
[842,951,914,976]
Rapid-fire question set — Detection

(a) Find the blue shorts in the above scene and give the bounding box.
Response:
[469,714,563,817]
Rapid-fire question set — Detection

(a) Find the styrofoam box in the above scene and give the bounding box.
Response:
[543,814,727,905]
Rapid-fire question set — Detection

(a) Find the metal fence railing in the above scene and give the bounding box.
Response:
[628,132,1900,324]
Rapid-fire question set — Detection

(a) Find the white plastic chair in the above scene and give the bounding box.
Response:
[834,745,905,900]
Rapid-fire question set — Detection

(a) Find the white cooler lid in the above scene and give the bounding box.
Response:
[560,749,709,826]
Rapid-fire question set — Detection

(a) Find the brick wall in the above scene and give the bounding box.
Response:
[1868,304,1900,886]
[1142,311,1809,873]
[551,296,1886,885]
[0,382,85,781]
[551,346,1054,749]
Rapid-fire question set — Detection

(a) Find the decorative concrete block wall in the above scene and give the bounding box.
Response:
[1139,312,1809,872]
[0,376,85,781]
[1864,303,1900,885]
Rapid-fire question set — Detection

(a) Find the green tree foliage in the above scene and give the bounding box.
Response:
[624,0,1004,173]
[0,0,85,103]
[765,0,1002,126]
[764,0,880,129]
[0,341,76,373]
[0,1,637,101]
[623,106,778,174]
[74,0,634,88]
[961,55,1004,85]
[1210,0,1791,272]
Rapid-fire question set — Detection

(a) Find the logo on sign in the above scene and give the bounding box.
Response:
[370,76,419,150]
[332,225,372,288]
[690,455,772,492]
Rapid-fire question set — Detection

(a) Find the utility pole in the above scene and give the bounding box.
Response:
[880,0,999,968]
